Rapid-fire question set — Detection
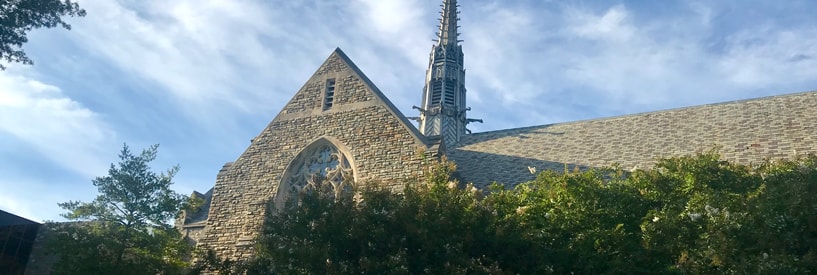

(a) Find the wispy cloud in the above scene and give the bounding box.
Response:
[0,177,89,222]
[461,2,817,131]
[717,27,817,88]
[0,70,116,178]
[0,68,116,221]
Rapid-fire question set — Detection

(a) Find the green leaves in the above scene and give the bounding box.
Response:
[48,144,190,274]
[633,153,817,273]
[0,0,86,69]
[206,152,817,274]
[239,159,503,274]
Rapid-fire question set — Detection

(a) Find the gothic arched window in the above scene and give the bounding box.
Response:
[277,139,355,207]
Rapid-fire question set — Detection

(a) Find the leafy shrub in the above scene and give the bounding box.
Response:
[198,152,817,274]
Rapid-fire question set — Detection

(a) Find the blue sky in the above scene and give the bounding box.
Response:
[2,0,817,222]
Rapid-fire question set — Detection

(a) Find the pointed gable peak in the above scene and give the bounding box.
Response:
[327,49,429,145]
[329,47,353,66]
[274,48,430,146]
[331,47,345,57]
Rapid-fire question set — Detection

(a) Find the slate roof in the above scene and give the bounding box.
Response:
[0,210,39,226]
[448,91,817,188]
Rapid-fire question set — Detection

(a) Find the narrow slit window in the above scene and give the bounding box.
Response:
[324,79,336,110]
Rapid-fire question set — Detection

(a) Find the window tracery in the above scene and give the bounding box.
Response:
[283,142,354,204]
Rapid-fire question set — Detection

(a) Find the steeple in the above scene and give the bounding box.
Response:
[414,0,481,147]
[437,0,459,46]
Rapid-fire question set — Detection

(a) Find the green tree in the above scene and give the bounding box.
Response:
[747,155,817,273]
[492,168,654,273]
[630,153,817,273]
[0,0,86,69]
[48,144,190,274]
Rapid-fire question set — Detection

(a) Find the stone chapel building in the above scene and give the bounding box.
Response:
[177,0,817,261]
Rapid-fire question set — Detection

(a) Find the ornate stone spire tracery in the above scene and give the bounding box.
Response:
[415,0,480,147]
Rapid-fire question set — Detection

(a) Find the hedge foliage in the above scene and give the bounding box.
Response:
[199,152,817,274]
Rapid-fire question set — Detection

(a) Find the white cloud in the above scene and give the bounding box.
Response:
[466,5,544,104]
[71,0,237,102]
[559,5,701,105]
[67,0,301,116]
[352,0,429,68]
[687,2,714,27]
[718,28,817,87]
[63,0,427,132]
[343,0,434,114]
[460,2,817,131]
[0,178,87,222]
[0,193,37,222]
[0,69,113,222]
[0,71,116,178]
[568,5,635,42]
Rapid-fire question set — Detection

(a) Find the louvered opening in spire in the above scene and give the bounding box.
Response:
[437,0,460,46]
[417,0,478,147]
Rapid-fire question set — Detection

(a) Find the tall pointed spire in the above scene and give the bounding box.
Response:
[437,0,459,46]
[414,0,480,147]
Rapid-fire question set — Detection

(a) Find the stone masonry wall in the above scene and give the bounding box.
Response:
[197,50,429,261]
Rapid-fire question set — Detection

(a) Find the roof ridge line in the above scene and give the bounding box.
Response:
[468,89,817,137]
